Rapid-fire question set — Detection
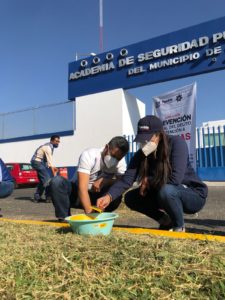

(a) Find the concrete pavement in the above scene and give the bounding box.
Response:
[0,185,225,236]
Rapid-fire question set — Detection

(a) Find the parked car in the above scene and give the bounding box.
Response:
[5,163,39,188]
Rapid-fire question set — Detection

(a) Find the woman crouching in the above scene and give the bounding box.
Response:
[96,115,208,232]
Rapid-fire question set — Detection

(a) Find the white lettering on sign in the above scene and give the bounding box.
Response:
[69,62,115,80]
[205,46,222,56]
[148,52,200,71]
[118,56,134,67]
[128,66,145,76]
[212,31,225,43]
[69,30,225,81]
[137,37,208,62]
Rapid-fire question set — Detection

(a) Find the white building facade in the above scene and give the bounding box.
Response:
[0,89,145,167]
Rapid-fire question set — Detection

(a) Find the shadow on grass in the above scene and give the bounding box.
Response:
[41,216,225,236]
[50,223,225,236]
[40,219,225,236]
[115,224,225,237]
[56,227,73,234]
[40,219,73,234]
[54,225,225,236]
[115,224,154,229]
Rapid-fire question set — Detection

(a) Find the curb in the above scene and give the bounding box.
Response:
[204,181,225,186]
[1,218,225,243]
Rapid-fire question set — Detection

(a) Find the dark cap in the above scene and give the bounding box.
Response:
[134,115,163,143]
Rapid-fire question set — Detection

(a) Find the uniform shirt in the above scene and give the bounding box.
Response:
[108,135,208,201]
[75,148,127,190]
[31,143,54,167]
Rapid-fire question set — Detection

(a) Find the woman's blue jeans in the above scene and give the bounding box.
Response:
[125,184,206,229]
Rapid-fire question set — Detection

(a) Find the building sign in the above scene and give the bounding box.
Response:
[153,83,197,169]
[68,17,225,99]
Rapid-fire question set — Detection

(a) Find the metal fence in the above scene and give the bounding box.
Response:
[196,126,225,168]
[0,101,75,141]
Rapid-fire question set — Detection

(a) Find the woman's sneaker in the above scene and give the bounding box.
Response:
[169,227,185,232]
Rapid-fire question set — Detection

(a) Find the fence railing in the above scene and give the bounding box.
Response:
[125,125,225,169]
[196,126,225,168]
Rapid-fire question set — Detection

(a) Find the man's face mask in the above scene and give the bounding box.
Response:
[141,141,157,157]
[104,154,118,168]
[104,146,119,168]
[52,139,60,148]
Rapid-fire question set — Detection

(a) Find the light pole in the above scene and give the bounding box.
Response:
[75,52,96,61]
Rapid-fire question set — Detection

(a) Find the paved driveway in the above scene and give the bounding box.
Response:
[0,185,225,236]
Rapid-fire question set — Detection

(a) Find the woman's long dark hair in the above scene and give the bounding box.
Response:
[140,131,171,191]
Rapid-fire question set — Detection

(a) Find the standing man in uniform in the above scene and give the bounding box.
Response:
[0,158,14,217]
[31,135,60,202]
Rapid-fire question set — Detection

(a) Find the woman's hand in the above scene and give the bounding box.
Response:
[96,194,112,210]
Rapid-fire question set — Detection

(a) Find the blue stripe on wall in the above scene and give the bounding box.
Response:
[197,167,225,181]
[0,130,74,144]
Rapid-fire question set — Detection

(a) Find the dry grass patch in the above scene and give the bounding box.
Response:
[0,222,224,299]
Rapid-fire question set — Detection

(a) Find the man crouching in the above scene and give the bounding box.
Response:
[50,136,129,222]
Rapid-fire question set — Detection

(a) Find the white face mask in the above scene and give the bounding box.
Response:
[104,155,118,168]
[141,141,157,157]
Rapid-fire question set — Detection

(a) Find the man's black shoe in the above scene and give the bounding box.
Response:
[32,198,40,203]
[33,194,42,203]
[58,218,67,223]
[45,196,52,203]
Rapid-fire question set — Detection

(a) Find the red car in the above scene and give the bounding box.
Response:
[5,163,39,188]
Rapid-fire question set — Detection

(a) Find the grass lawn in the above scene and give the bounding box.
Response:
[0,222,224,300]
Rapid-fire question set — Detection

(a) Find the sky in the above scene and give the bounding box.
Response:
[0,0,225,127]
